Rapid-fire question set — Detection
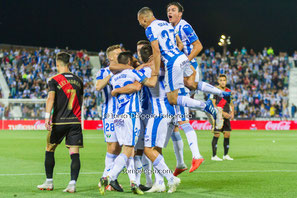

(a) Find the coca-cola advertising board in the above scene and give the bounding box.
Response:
[0,120,296,130]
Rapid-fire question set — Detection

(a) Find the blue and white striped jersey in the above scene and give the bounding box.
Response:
[138,67,175,116]
[96,67,116,118]
[174,19,199,69]
[145,20,182,67]
[110,69,146,115]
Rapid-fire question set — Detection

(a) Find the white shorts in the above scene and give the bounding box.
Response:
[114,113,141,146]
[144,116,175,148]
[164,53,193,93]
[134,114,149,150]
[175,105,190,122]
[103,118,117,143]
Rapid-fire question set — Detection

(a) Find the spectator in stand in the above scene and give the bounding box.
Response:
[292,104,296,118]
[200,47,291,119]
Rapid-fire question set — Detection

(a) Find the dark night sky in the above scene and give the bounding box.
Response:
[0,0,296,53]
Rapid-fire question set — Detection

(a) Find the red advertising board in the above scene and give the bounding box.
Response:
[0,120,296,130]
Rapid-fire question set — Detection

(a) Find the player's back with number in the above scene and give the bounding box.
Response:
[146,20,181,62]
[48,72,83,124]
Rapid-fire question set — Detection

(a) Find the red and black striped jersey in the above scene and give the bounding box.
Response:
[48,72,84,124]
[212,87,232,113]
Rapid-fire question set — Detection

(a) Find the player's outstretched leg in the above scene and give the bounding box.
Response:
[175,94,223,130]
[211,133,223,161]
[196,81,231,99]
[223,132,233,160]
[145,147,181,194]
[179,123,205,173]
[37,143,58,191]
[147,167,166,193]
[37,151,55,191]
[171,128,188,176]
[63,148,81,193]
[141,154,153,189]
[126,156,143,194]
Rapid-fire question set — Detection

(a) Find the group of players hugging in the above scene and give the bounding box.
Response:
[37,2,234,195]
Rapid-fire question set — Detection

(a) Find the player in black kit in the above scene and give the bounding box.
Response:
[210,74,234,161]
[37,52,84,193]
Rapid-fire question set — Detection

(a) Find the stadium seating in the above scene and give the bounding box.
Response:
[0,46,293,120]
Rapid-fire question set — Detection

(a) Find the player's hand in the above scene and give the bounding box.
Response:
[230,112,234,120]
[111,90,118,97]
[45,118,52,131]
[223,112,231,119]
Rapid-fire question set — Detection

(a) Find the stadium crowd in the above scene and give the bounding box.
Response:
[201,47,291,119]
[0,47,98,119]
[0,46,294,120]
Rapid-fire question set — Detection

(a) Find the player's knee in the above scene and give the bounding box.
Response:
[224,132,230,138]
[46,144,57,152]
[154,146,162,154]
[68,146,79,155]
[107,142,121,155]
[214,133,220,138]
[144,147,153,156]
[185,78,196,90]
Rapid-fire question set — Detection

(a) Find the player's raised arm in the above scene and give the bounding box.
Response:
[109,63,134,73]
[150,40,161,76]
[176,35,184,51]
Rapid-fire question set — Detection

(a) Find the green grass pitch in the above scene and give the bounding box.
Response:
[0,130,296,197]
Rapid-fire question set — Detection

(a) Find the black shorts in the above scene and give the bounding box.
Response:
[47,124,83,148]
[214,118,232,133]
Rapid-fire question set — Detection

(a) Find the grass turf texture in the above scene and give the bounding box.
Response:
[0,130,296,198]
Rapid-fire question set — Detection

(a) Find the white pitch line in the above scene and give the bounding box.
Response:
[1,170,297,176]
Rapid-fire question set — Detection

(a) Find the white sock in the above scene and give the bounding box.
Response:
[127,157,136,183]
[46,178,53,182]
[134,155,142,186]
[177,95,206,110]
[181,123,202,159]
[108,153,127,181]
[142,154,153,187]
[198,81,223,97]
[153,154,174,184]
[69,180,76,185]
[102,152,117,177]
[153,167,164,186]
[171,131,185,167]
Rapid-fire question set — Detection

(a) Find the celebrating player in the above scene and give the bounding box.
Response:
[96,44,123,191]
[210,74,234,161]
[37,52,84,193]
[99,51,159,195]
[166,1,205,176]
[137,7,223,131]
[111,45,180,193]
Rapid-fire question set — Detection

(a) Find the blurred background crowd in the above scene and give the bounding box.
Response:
[0,46,296,120]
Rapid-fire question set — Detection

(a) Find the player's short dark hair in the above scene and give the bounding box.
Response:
[56,52,70,65]
[140,44,152,63]
[167,2,184,12]
[138,7,153,16]
[219,74,227,80]
[137,40,150,46]
[117,51,133,65]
